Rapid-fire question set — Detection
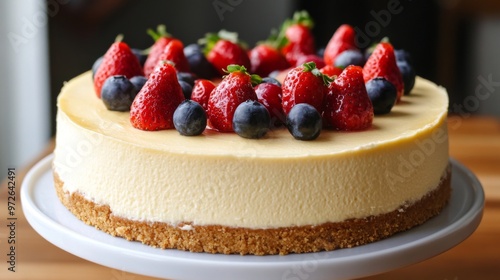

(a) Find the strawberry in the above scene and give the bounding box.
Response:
[93,40,144,98]
[363,42,404,101]
[281,62,330,115]
[323,24,357,67]
[190,79,215,111]
[255,82,285,127]
[295,54,325,69]
[323,65,373,131]
[249,44,289,77]
[157,39,190,73]
[320,65,343,78]
[207,65,259,132]
[143,25,174,77]
[275,11,316,66]
[202,30,251,76]
[130,61,185,131]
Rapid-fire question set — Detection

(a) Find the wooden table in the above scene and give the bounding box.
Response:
[1,116,499,280]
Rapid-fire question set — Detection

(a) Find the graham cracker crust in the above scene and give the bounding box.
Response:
[53,167,451,255]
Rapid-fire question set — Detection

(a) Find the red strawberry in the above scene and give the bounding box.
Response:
[363,42,404,101]
[249,44,289,77]
[281,62,330,115]
[202,30,251,76]
[320,65,343,78]
[157,39,190,73]
[255,82,285,127]
[207,65,258,132]
[323,24,357,67]
[295,54,325,69]
[93,41,144,98]
[324,65,373,131]
[190,79,215,111]
[143,25,174,77]
[130,62,185,131]
[278,11,316,66]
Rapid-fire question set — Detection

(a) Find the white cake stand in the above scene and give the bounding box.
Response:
[22,155,484,280]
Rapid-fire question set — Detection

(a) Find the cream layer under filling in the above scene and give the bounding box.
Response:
[53,72,449,229]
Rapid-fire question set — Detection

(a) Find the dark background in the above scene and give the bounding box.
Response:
[47,0,489,135]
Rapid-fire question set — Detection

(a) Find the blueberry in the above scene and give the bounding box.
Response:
[101,75,136,111]
[268,70,281,79]
[131,48,147,66]
[286,103,322,141]
[173,100,207,136]
[130,76,147,96]
[179,80,193,99]
[394,49,413,66]
[261,77,281,87]
[397,61,416,95]
[91,56,103,80]
[232,100,270,139]
[184,43,218,79]
[316,47,325,58]
[177,71,197,87]
[365,77,397,115]
[334,49,365,68]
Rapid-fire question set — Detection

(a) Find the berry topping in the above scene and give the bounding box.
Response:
[207,65,258,132]
[281,61,331,115]
[93,40,144,98]
[286,103,322,141]
[130,61,185,131]
[249,44,289,77]
[184,43,218,79]
[365,77,397,115]
[179,80,193,100]
[131,48,147,66]
[143,25,174,77]
[319,65,343,78]
[190,79,216,111]
[397,61,416,95]
[173,100,207,136]
[176,72,197,87]
[261,76,282,87]
[324,65,374,131]
[101,75,136,111]
[157,39,191,73]
[91,56,103,80]
[295,54,326,69]
[201,30,251,76]
[334,49,365,68]
[255,82,285,128]
[363,42,404,101]
[232,100,270,139]
[324,24,357,67]
[130,76,147,93]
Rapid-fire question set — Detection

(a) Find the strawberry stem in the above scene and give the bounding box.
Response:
[223,64,262,86]
[115,34,124,43]
[199,30,247,55]
[147,24,171,42]
[302,62,333,86]
[266,10,314,50]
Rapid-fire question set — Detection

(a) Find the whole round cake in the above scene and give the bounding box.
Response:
[52,13,451,255]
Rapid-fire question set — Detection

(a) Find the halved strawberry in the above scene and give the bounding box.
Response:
[255,82,284,128]
[157,39,190,73]
[130,61,185,131]
[201,30,251,76]
[281,62,330,115]
[93,40,144,98]
[143,25,174,77]
[207,65,259,132]
[323,24,357,67]
[363,42,404,101]
[323,65,373,131]
[190,79,216,112]
[249,44,289,77]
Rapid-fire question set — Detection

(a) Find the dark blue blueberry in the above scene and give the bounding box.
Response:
[397,61,416,95]
[91,56,103,80]
[129,76,147,97]
[184,43,218,79]
[286,103,322,141]
[131,48,147,67]
[177,71,197,87]
[101,75,136,111]
[173,100,207,136]
[178,80,193,100]
[365,77,397,115]
[232,100,270,139]
[334,49,365,68]
[394,49,413,66]
[261,77,281,87]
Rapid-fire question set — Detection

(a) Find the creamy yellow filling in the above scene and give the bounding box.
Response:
[53,72,449,228]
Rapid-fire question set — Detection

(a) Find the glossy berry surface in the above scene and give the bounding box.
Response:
[286,103,322,141]
[91,56,103,80]
[184,43,218,79]
[130,76,147,95]
[232,100,270,139]
[179,80,193,99]
[173,100,207,136]
[365,77,397,115]
[177,71,197,87]
[190,79,215,111]
[334,49,365,68]
[397,61,416,95]
[101,75,136,111]
[131,48,147,66]
[261,77,282,87]
[255,82,284,128]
